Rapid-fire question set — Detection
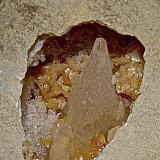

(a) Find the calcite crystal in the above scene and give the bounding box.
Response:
[49,38,126,160]
[21,23,145,160]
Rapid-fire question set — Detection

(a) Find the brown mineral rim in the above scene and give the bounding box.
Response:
[21,22,145,160]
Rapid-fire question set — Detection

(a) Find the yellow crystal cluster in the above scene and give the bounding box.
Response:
[112,51,144,100]
[36,54,89,111]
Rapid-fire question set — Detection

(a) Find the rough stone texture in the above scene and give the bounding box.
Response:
[0,0,159,160]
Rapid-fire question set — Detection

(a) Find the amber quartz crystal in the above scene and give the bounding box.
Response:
[21,23,145,160]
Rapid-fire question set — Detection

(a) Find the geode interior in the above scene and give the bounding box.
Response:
[21,22,145,160]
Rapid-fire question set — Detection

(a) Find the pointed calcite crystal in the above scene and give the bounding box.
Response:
[49,38,126,160]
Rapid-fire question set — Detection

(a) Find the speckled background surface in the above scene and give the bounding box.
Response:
[0,0,160,160]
